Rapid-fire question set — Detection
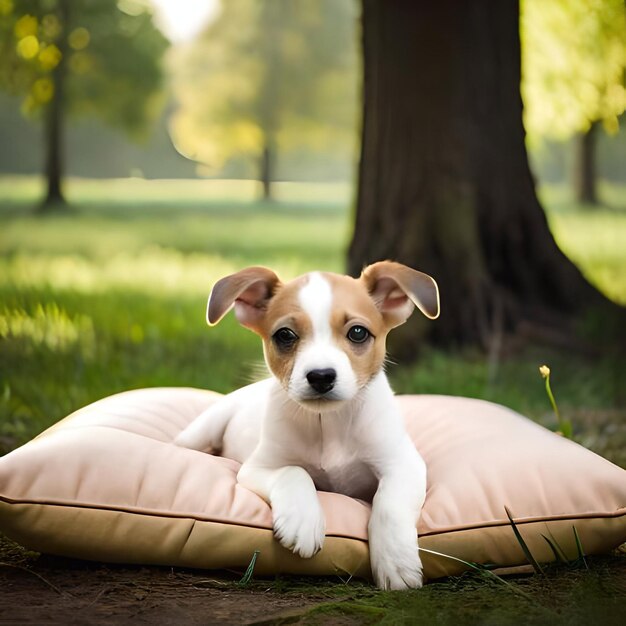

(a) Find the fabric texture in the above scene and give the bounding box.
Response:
[0,387,624,580]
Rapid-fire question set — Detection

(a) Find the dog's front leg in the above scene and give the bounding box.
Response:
[368,439,426,590]
[238,461,325,559]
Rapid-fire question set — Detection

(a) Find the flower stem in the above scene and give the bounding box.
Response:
[539,365,572,439]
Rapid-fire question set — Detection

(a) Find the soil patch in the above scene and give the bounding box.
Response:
[0,546,329,625]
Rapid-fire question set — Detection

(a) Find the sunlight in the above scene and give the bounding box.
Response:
[0,303,95,354]
[150,0,219,42]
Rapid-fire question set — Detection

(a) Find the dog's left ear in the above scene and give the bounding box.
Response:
[207,266,281,332]
[361,261,440,328]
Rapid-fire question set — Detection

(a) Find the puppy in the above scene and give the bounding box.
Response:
[175,261,439,590]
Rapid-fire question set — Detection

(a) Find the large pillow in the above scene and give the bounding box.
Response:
[0,388,624,581]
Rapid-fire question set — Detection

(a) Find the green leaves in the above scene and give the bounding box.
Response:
[522,0,626,140]
[0,0,168,135]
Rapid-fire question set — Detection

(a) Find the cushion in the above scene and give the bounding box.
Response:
[0,388,624,581]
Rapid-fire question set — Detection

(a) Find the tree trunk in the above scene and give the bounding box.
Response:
[42,0,68,209]
[574,121,599,205]
[260,144,273,201]
[258,1,280,203]
[349,0,616,352]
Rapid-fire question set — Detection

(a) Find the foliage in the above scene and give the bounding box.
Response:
[169,0,358,178]
[0,0,168,137]
[522,0,626,140]
[0,177,624,459]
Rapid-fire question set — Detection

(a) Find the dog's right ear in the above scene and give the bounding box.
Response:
[207,266,281,331]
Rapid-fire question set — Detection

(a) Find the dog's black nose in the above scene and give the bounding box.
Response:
[306,368,336,394]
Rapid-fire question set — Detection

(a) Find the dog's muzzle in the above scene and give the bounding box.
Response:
[306,368,336,394]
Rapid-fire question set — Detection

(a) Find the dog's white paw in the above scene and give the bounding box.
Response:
[371,549,423,590]
[369,520,423,590]
[271,492,326,559]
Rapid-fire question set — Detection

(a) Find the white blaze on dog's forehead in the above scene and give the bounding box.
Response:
[298,272,333,339]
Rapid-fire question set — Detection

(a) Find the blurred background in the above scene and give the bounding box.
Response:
[0,0,624,464]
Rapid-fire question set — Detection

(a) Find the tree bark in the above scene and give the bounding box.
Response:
[349,0,617,352]
[42,0,69,209]
[574,121,599,205]
[260,144,273,201]
[257,1,280,203]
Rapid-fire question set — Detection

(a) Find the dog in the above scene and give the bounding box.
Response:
[175,261,439,590]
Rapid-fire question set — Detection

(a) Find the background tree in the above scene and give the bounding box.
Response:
[0,0,168,208]
[522,0,626,204]
[170,0,358,200]
[349,0,622,353]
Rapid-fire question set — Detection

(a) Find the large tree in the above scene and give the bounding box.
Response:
[170,0,358,200]
[348,0,621,351]
[0,0,168,208]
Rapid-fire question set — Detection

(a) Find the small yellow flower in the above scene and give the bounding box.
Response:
[539,365,550,379]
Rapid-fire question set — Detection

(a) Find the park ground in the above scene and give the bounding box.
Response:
[0,176,625,623]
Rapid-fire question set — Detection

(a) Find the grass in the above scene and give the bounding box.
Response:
[0,177,350,448]
[0,176,625,457]
[0,175,625,622]
[278,558,626,625]
[539,182,626,305]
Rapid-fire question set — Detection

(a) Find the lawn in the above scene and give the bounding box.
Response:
[1,176,624,458]
[0,175,625,624]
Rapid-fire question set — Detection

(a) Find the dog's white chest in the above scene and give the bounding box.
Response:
[300,415,378,500]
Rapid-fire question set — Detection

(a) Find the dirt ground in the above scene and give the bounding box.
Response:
[2,536,626,625]
[0,549,332,625]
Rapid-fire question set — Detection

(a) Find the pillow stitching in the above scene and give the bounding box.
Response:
[1,494,624,540]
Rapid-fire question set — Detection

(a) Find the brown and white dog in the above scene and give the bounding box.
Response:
[175,261,439,589]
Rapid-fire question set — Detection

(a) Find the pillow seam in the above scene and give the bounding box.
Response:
[1,494,624,541]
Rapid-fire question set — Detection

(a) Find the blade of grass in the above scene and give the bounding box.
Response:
[419,546,484,571]
[572,526,588,569]
[504,506,544,575]
[418,547,533,600]
[541,534,567,564]
[238,549,260,586]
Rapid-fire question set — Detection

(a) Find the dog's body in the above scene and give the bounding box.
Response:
[176,262,439,590]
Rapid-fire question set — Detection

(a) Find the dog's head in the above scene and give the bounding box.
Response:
[207,262,439,412]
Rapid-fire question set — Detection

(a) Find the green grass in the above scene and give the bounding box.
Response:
[0,177,350,449]
[1,176,625,457]
[281,558,626,625]
[539,182,626,305]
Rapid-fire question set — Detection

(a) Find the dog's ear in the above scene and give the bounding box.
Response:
[361,261,439,328]
[207,266,281,331]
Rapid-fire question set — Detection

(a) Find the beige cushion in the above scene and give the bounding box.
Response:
[0,388,624,580]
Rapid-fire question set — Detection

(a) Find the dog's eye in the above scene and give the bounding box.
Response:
[347,325,370,344]
[273,327,298,350]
